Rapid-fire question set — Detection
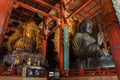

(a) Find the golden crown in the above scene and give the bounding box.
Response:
[23,22,39,31]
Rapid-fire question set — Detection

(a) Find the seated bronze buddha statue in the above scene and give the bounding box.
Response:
[71,19,114,68]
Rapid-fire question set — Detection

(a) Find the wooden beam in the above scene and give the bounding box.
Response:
[34,0,60,12]
[15,1,60,21]
[9,19,22,24]
[46,0,73,30]
[47,25,60,36]
[40,0,74,37]
[66,0,74,6]
[46,0,74,36]
[67,0,92,18]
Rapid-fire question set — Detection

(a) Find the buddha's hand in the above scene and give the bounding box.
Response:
[97,32,103,46]
[99,48,110,57]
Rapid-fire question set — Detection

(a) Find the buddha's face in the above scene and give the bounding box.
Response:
[85,22,93,34]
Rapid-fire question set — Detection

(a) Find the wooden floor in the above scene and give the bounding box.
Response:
[61,76,118,80]
[0,76,118,80]
[0,76,47,80]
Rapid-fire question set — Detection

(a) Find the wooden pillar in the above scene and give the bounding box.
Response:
[41,38,47,56]
[41,17,47,57]
[100,0,120,79]
[0,0,14,46]
[59,25,64,73]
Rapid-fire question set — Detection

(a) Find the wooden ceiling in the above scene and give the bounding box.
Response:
[75,0,101,19]
[2,0,102,43]
[9,0,102,26]
[8,0,59,26]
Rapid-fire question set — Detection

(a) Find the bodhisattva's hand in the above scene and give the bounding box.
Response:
[97,32,103,46]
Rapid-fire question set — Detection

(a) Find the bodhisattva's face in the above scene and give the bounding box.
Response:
[86,22,93,34]
[25,29,35,39]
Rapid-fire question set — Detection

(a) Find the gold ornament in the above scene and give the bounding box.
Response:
[53,28,60,54]
[27,58,32,66]
[14,56,20,64]
[66,15,81,36]
[7,21,42,53]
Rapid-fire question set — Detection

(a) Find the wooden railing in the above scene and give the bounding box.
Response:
[0,67,117,77]
[0,67,48,77]
[61,67,117,77]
